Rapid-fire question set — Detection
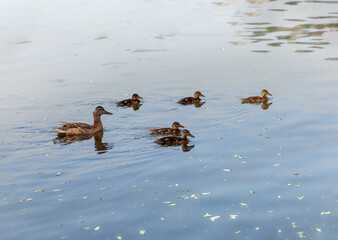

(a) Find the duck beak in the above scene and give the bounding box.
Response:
[267,92,272,96]
[200,94,205,97]
[104,110,113,115]
[189,134,195,138]
[138,96,143,99]
[179,124,185,128]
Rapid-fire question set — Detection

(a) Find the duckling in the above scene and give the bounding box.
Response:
[54,106,112,135]
[155,129,194,146]
[116,93,142,107]
[150,122,184,135]
[178,91,205,105]
[241,89,272,103]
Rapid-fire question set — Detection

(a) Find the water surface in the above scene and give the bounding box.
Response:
[0,0,337,239]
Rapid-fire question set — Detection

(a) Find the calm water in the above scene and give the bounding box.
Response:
[1,0,338,239]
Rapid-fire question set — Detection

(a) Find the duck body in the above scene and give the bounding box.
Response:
[178,91,205,105]
[241,89,272,103]
[155,129,194,146]
[116,93,142,107]
[150,122,184,135]
[54,106,112,135]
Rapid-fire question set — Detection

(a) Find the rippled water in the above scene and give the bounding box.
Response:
[1,0,337,239]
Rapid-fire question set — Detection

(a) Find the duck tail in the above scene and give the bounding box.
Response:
[54,128,66,134]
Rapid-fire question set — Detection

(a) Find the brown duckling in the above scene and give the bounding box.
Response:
[150,122,184,135]
[54,106,112,135]
[241,89,272,103]
[178,91,205,105]
[116,93,143,107]
[155,129,194,146]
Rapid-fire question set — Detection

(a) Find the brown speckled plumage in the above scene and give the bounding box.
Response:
[116,93,142,107]
[241,89,272,103]
[178,91,205,105]
[54,106,112,135]
[155,129,194,146]
[150,122,184,135]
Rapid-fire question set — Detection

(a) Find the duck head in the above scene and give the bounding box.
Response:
[132,93,143,100]
[194,91,205,98]
[182,129,195,138]
[261,89,272,97]
[94,106,113,116]
[172,122,184,129]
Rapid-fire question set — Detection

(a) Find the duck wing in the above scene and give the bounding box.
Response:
[150,128,173,134]
[116,99,133,106]
[178,97,194,105]
[60,122,92,129]
[155,136,182,145]
[241,96,263,103]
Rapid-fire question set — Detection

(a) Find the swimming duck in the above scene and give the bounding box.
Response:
[241,89,272,103]
[178,91,205,105]
[116,93,143,107]
[54,106,112,135]
[150,122,184,135]
[155,129,194,146]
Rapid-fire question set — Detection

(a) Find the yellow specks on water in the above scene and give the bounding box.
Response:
[210,216,220,222]
[320,211,331,215]
[229,214,238,220]
[117,236,122,240]
[94,226,100,231]
[235,230,241,234]
[204,213,212,217]
[240,202,248,207]
[297,196,304,200]
[316,228,322,232]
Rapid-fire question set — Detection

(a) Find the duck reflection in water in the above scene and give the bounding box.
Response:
[261,102,272,110]
[182,143,195,152]
[53,131,113,154]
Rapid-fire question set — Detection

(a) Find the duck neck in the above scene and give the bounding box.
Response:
[181,135,189,142]
[194,97,201,102]
[93,114,103,128]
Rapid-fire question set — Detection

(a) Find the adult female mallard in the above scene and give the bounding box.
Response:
[54,106,112,135]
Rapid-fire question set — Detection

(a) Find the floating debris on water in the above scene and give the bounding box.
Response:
[229,214,238,220]
[94,226,100,231]
[139,230,146,236]
[320,211,331,215]
[223,169,232,172]
[210,216,220,222]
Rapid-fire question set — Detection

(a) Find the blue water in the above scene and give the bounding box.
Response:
[0,0,337,239]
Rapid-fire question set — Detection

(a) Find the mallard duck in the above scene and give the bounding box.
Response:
[155,129,194,146]
[116,93,142,107]
[150,122,184,135]
[241,89,272,103]
[178,91,205,105]
[54,106,112,135]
